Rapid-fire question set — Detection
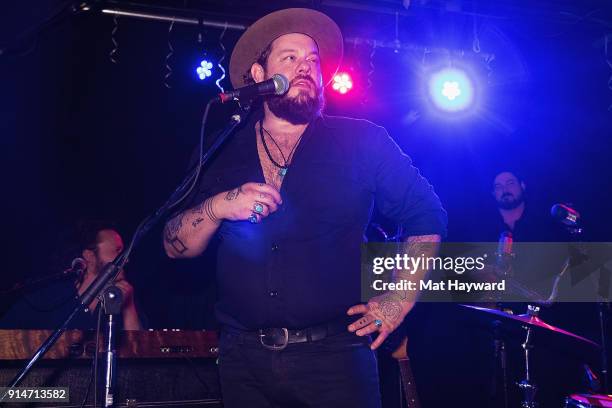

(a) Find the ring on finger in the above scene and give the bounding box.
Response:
[248,213,259,224]
[253,202,265,214]
[374,319,383,328]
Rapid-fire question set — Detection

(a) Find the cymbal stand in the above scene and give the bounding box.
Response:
[599,302,609,392]
[517,304,539,408]
[492,317,509,408]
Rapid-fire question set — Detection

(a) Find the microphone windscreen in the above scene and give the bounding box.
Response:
[272,74,290,95]
[71,258,87,272]
[550,204,565,219]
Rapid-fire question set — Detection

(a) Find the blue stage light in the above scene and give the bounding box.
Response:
[196,59,214,80]
[428,68,474,112]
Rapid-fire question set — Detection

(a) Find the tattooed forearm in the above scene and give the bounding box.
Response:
[191,200,205,215]
[392,234,441,301]
[188,196,220,223]
[163,194,225,258]
[168,237,188,254]
[189,197,218,227]
[396,234,441,276]
[404,234,441,258]
[164,213,189,254]
[203,197,219,222]
[164,212,185,241]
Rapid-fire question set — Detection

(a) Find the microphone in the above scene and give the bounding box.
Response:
[497,231,513,257]
[494,231,547,302]
[64,258,87,276]
[550,203,580,226]
[496,231,514,276]
[216,74,289,103]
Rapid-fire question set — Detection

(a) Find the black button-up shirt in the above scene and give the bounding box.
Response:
[185,111,447,330]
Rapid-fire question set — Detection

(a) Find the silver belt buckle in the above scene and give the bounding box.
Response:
[259,328,289,351]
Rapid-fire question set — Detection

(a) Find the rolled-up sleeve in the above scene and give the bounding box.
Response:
[364,125,448,238]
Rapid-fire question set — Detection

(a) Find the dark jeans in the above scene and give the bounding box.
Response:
[218,328,382,408]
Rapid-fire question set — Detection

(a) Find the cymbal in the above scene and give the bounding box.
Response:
[460,304,600,348]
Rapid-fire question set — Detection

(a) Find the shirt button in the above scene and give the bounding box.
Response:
[271,244,279,251]
[269,291,278,297]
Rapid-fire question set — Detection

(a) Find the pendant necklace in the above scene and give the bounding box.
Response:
[259,121,303,179]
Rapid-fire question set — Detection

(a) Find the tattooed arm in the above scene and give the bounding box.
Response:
[347,234,441,350]
[163,182,282,258]
[163,196,223,258]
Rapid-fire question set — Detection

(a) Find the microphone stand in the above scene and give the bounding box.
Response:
[1,100,250,402]
[101,286,122,407]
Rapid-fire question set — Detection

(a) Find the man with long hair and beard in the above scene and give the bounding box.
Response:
[490,169,561,241]
[493,170,527,231]
[0,220,142,330]
[163,8,447,408]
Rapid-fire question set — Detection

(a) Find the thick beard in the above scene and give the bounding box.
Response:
[497,192,525,210]
[266,84,324,125]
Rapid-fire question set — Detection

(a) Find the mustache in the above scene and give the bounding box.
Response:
[291,76,316,87]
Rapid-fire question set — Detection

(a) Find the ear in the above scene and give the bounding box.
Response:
[250,63,265,83]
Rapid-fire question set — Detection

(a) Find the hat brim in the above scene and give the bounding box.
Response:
[229,8,343,89]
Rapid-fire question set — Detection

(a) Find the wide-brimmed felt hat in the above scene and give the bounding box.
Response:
[229,8,343,88]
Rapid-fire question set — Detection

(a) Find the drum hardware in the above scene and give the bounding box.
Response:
[492,316,509,408]
[565,393,612,407]
[461,303,601,407]
[548,216,609,393]
[460,304,600,348]
[598,302,609,393]
[517,305,539,408]
[583,364,602,393]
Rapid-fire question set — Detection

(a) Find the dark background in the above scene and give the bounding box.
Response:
[1,0,611,405]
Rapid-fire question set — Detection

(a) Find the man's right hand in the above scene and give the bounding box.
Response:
[213,182,282,223]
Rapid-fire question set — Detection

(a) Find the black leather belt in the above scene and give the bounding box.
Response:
[233,318,352,351]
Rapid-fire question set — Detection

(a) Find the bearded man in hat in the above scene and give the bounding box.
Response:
[163,8,447,408]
